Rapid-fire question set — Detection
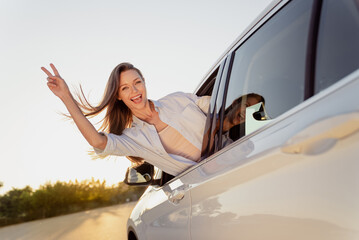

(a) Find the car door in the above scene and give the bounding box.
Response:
[129,63,225,240]
[189,0,359,239]
[134,178,191,240]
[127,162,195,240]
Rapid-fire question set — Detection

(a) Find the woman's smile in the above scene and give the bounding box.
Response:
[131,94,143,104]
[118,69,148,111]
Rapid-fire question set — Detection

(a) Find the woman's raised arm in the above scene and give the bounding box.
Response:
[41,64,107,150]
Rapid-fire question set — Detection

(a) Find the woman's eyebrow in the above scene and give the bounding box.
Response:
[119,78,140,87]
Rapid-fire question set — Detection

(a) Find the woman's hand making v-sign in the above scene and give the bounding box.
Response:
[41,63,108,151]
[41,63,71,100]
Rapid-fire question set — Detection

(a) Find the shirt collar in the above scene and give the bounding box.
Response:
[132,115,144,127]
[152,99,162,109]
[131,99,163,127]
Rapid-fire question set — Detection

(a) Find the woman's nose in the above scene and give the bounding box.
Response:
[132,85,139,93]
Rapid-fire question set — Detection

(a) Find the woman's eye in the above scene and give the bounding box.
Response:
[135,80,142,84]
[122,87,129,91]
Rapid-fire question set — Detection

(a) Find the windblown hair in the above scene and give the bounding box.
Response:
[74,62,144,165]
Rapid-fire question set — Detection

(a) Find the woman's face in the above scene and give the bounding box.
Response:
[118,69,148,111]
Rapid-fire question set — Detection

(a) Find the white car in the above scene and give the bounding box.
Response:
[125,0,359,239]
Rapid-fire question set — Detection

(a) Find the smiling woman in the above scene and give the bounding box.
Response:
[41,63,211,176]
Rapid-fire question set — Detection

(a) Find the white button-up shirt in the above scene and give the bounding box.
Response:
[94,92,210,176]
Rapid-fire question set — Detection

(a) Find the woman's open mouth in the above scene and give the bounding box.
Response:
[131,94,142,104]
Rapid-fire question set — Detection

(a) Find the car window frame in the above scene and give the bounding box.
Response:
[209,0,322,155]
[304,0,323,99]
[199,59,227,159]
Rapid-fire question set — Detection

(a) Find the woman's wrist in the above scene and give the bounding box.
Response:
[59,90,74,104]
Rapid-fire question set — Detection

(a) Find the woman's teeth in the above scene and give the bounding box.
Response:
[131,95,142,102]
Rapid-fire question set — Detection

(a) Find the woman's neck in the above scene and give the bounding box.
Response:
[131,100,153,121]
[132,100,168,132]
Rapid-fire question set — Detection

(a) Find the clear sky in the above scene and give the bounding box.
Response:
[0,0,272,194]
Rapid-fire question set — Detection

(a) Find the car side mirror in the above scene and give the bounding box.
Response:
[245,102,272,135]
[124,162,160,186]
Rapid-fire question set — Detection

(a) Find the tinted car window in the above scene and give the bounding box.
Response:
[219,0,313,148]
[315,0,359,93]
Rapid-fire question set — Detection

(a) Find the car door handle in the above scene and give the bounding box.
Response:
[282,112,359,155]
[168,189,186,205]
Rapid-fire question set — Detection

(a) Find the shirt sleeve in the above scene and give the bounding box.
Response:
[183,92,211,113]
[195,95,211,113]
[93,131,143,158]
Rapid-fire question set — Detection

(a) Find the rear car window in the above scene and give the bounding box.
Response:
[315,0,359,93]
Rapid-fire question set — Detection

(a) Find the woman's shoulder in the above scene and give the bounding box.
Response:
[159,91,197,103]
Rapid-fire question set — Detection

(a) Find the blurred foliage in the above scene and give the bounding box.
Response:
[0,179,146,227]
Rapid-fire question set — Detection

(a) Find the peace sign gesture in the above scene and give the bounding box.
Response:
[41,63,70,100]
[41,64,108,150]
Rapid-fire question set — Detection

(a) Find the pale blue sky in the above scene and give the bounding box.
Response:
[0,0,272,194]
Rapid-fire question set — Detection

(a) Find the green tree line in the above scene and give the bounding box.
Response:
[0,179,146,227]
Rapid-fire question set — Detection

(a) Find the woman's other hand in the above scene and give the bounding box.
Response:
[41,63,70,100]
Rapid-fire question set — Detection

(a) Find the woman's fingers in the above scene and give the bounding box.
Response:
[41,66,53,77]
[50,63,60,76]
[41,63,60,77]
[47,77,56,84]
[42,63,70,99]
[47,82,56,88]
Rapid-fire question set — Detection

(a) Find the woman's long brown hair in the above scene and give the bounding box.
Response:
[74,62,144,165]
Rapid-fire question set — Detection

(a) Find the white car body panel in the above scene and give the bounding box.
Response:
[189,71,359,239]
[127,0,359,238]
